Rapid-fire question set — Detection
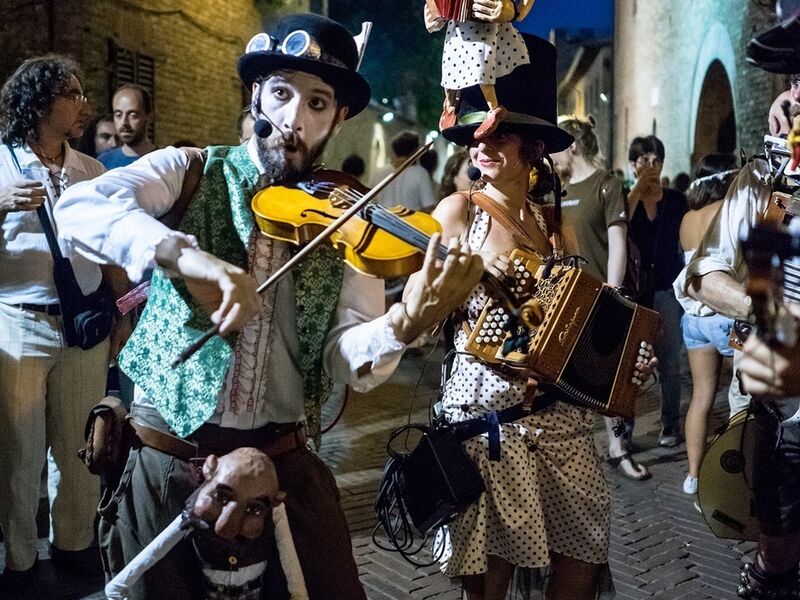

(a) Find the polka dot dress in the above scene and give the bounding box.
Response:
[437,209,611,577]
[441,21,529,90]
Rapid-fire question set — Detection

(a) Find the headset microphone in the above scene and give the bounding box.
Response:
[467,165,482,181]
[253,119,272,138]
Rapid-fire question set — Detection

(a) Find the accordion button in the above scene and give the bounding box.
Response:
[640,341,648,348]
[514,258,522,265]
[632,377,641,385]
[476,336,483,344]
[492,335,499,342]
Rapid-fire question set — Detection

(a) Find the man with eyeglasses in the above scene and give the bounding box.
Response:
[0,55,128,591]
[627,135,688,449]
[56,14,483,600]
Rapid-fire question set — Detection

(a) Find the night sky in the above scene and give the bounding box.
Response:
[517,0,614,37]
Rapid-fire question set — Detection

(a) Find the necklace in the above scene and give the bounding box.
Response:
[30,141,65,167]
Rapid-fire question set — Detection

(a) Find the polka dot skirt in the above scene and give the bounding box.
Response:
[441,21,529,90]
[436,210,611,577]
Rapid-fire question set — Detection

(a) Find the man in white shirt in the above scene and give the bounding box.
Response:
[56,14,482,600]
[370,130,437,211]
[0,55,114,591]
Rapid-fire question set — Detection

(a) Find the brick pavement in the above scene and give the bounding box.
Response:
[322,348,756,600]
[0,348,756,599]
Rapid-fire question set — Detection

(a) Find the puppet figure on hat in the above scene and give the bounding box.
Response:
[424,0,536,138]
[105,448,309,600]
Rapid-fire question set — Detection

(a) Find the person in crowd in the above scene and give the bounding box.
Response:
[341,152,366,181]
[676,153,738,495]
[552,116,645,479]
[98,83,156,169]
[768,73,800,136]
[76,114,119,157]
[55,14,482,600]
[370,130,436,211]
[239,110,255,143]
[672,172,691,195]
[628,135,688,448]
[661,175,670,188]
[438,148,471,199]
[0,55,124,592]
[420,147,439,181]
[418,35,653,600]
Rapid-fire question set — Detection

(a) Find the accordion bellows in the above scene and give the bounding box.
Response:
[466,251,661,419]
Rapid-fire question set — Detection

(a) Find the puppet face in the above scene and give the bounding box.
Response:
[192,448,284,541]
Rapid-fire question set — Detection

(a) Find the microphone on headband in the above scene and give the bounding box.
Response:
[254,119,272,138]
[467,165,482,181]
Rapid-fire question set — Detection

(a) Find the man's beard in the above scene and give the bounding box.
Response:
[254,131,329,187]
[120,126,146,147]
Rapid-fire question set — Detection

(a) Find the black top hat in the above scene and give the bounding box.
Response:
[442,34,573,153]
[237,14,371,118]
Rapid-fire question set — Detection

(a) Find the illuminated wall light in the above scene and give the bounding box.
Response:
[600,92,609,103]
[382,112,395,123]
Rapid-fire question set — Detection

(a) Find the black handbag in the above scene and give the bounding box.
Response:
[378,424,486,536]
[36,205,114,350]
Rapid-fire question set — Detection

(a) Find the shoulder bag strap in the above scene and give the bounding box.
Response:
[158,147,207,229]
[5,143,65,261]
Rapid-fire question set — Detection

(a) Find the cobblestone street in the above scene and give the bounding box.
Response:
[0,348,755,599]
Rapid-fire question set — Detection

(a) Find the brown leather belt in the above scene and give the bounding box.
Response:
[130,420,307,461]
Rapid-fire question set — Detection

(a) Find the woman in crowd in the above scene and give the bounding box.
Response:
[627,135,688,448]
[677,153,738,494]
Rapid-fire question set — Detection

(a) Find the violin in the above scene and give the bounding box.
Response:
[251,169,441,279]
[172,144,529,367]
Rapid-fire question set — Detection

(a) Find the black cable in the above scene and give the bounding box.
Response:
[372,426,446,567]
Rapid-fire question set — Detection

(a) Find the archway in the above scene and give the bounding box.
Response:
[692,60,736,168]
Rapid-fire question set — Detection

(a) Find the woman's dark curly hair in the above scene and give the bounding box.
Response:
[0,55,82,146]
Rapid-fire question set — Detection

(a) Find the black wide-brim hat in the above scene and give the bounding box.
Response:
[442,34,573,153]
[237,14,371,118]
[747,11,800,73]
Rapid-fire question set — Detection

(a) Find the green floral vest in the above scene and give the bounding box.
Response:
[118,144,344,445]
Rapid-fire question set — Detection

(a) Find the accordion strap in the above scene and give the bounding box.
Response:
[466,191,548,253]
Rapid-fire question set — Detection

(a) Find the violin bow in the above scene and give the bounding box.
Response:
[172,141,434,368]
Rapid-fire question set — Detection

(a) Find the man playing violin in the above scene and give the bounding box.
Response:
[56,13,483,600]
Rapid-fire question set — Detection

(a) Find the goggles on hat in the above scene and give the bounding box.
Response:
[245,30,346,69]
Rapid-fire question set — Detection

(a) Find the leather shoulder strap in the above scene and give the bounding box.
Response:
[467,191,546,252]
[159,147,207,229]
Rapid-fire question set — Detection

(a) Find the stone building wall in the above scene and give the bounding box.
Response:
[0,0,309,147]
[613,0,783,178]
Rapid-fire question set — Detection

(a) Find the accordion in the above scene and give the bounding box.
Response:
[432,0,473,21]
[465,250,661,419]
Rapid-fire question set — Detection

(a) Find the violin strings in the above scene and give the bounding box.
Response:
[310,179,446,258]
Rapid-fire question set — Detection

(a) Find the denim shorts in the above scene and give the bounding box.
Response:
[680,312,734,356]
